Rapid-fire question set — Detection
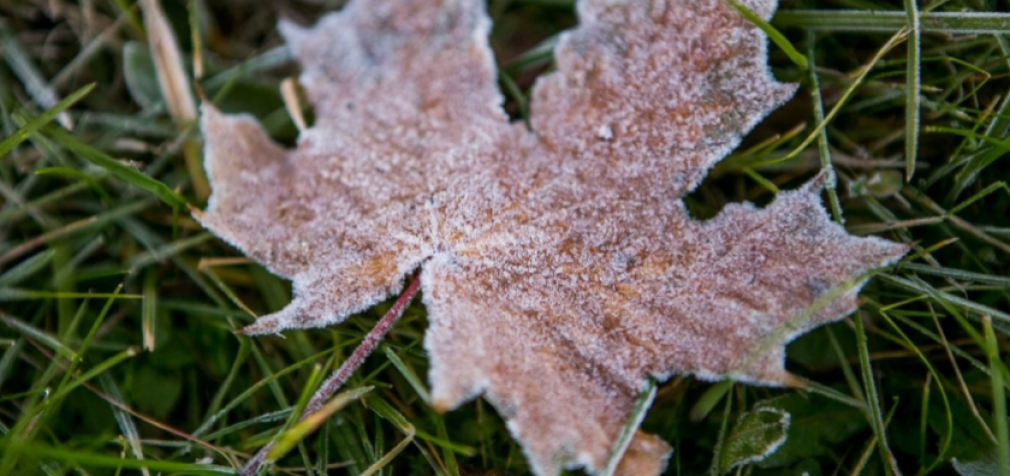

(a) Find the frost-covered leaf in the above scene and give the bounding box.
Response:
[717,405,789,474]
[758,394,867,468]
[954,451,1004,476]
[197,0,908,474]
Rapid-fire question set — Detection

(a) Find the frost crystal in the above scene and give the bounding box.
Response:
[198,0,907,474]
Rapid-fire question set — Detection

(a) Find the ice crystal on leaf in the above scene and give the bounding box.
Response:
[198,0,907,474]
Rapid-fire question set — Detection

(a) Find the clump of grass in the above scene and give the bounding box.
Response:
[1,1,1008,475]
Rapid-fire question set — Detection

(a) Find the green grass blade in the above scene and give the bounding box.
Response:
[45,347,137,404]
[382,345,431,405]
[0,311,75,359]
[775,10,1010,34]
[0,83,94,158]
[266,386,373,462]
[708,388,735,476]
[806,33,843,223]
[904,0,921,181]
[362,396,417,476]
[878,310,953,472]
[984,317,1010,476]
[756,29,906,167]
[853,316,899,476]
[3,442,238,475]
[99,374,151,476]
[0,250,55,287]
[691,380,734,422]
[42,125,187,208]
[900,262,1010,286]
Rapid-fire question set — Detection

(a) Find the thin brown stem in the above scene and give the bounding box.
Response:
[241,273,423,476]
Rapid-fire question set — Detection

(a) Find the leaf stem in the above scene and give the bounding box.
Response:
[241,273,423,476]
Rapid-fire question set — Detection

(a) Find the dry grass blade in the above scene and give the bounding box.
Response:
[140,0,196,121]
[139,0,208,200]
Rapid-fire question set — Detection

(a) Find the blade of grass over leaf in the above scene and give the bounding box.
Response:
[724,0,807,70]
[733,265,895,382]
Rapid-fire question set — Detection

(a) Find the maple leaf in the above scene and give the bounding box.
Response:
[197,0,908,474]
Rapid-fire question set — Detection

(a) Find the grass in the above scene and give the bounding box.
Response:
[1,0,1009,475]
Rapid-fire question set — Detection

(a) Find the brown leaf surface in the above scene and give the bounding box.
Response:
[198,0,907,474]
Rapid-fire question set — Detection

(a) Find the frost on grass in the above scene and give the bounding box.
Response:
[197,0,907,474]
